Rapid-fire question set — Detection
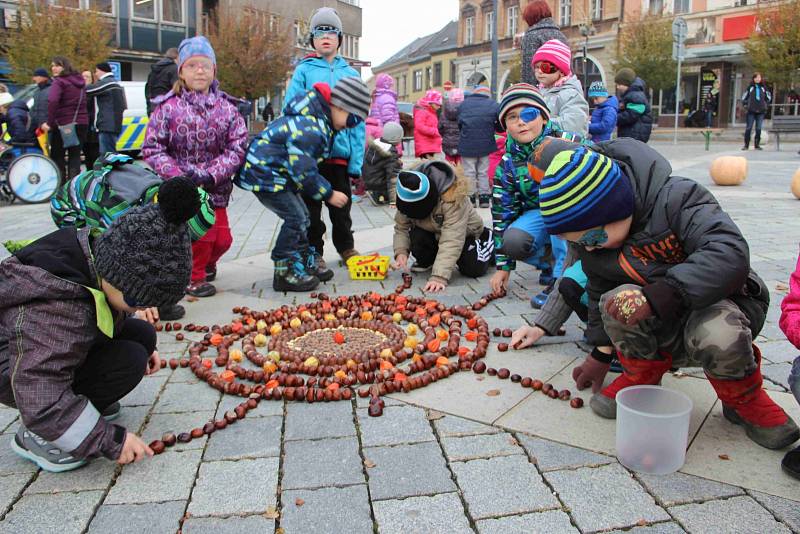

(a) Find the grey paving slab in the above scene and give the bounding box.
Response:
[87,501,186,534]
[182,515,275,533]
[749,491,800,532]
[356,393,405,408]
[203,415,281,461]
[545,464,670,532]
[0,410,18,434]
[281,485,373,534]
[372,493,473,534]
[441,432,525,462]
[153,382,221,413]
[141,410,216,451]
[215,394,284,418]
[188,457,278,516]
[285,401,356,441]
[476,510,579,534]
[105,449,202,504]
[607,523,687,534]
[759,340,800,364]
[0,434,38,476]
[636,472,745,506]
[357,405,435,447]
[26,457,116,494]
[282,436,364,490]
[364,441,456,500]
[0,473,33,515]
[669,495,792,534]
[433,415,501,437]
[452,455,559,519]
[763,362,794,389]
[0,490,103,534]
[119,374,168,407]
[517,434,615,472]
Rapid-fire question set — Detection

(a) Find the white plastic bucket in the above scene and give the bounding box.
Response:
[615,385,693,475]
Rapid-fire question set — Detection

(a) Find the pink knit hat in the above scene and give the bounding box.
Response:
[421,89,443,106]
[532,40,572,77]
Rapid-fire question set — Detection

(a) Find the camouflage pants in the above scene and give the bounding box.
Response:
[600,284,757,380]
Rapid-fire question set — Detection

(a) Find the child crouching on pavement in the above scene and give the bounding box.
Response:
[534,138,798,451]
[0,177,199,472]
[392,160,494,293]
[779,247,800,479]
[235,77,370,292]
[362,121,403,206]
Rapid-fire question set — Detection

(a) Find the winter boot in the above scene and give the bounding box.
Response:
[754,130,763,150]
[273,258,319,292]
[705,346,800,450]
[470,194,477,207]
[590,352,674,419]
[530,281,555,309]
[478,194,491,208]
[306,247,334,282]
[783,446,800,480]
[538,268,554,286]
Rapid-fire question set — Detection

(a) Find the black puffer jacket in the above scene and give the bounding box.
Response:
[362,139,401,195]
[616,78,653,143]
[4,100,36,144]
[741,82,771,115]
[520,18,568,86]
[580,139,768,346]
[30,80,51,129]
[145,58,178,115]
[439,98,461,157]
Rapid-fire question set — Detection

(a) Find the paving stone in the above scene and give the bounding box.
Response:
[365,442,456,500]
[27,457,116,494]
[372,493,473,534]
[517,434,615,472]
[607,523,687,534]
[87,501,186,534]
[215,394,283,418]
[749,491,800,532]
[153,382,220,413]
[452,455,559,519]
[0,473,33,515]
[0,434,38,476]
[544,464,670,532]
[763,362,793,389]
[182,515,275,533]
[188,457,278,516]
[432,415,501,437]
[282,436,364,490]
[441,432,525,462]
[476,510,579,534]
[204,416,281,460]
[0,490,103,534]
[141,411,215,451]
[282,485,372,533]
[669,495,791,534]
[120,374,168,407]
[357,405,435,446]
[355,393,405,408]
[285,401,355,441]
[0,410,18,434]
[758,340,799,364]
[105,449,202,504]
[636,472,745,506]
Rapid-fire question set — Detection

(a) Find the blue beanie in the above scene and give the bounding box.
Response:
[587,81,608,98]
[396,170,439,219]
[540,146,635,235]
[178,36,216,71]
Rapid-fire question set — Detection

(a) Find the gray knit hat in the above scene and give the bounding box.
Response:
[331,76,371,121]
[309,7,342,32]
[94,177,200,308]
[381,122,404,144]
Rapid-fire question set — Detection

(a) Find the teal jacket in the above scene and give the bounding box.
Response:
[284,55,366,176]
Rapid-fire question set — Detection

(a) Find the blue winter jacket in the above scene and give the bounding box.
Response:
[588,96,618,142]
[284,55,366,177]
[235,88,334,201]
[4,100,36,144]
[457,93,500,158]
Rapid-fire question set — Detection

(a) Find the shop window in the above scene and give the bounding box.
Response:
[133,0,155,20]
[162,0,182,23]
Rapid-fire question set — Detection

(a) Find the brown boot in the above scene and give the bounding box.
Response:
[340,248,360,262]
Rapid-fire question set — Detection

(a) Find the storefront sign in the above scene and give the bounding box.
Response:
[722,15,757,42]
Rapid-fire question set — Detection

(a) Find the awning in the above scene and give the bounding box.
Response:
[683,43,746,63]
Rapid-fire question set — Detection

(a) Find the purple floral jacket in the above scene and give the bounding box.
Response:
[143,82,248,208]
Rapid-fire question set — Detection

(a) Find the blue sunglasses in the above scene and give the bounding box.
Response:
[313,26,341,39]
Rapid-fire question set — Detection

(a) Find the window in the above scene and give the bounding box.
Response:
[485,11,494,41]
[133,0,155,19]
[590,0,602,20]
[674,0,690,13]
[559,0,571,26]
[401,74,408,97]
[433,62,442,87]
[162,0,182,23]
[354,37,359,59]
[269,14,278,32]
[507,6,518,37]
[425,66,432,89]
[88,0,113,13]
[450,61,457,84]
[465,16,475,45]
[414,70,423,92]
[648,0,663,15]
[294,21,305,46]
[52,0,80,8]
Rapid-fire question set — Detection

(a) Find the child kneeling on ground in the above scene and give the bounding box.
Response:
[392,160,494,293]
[362,121,403,206]
[536,138,799,451]
[0,177,199,472]
[235,77,370,292]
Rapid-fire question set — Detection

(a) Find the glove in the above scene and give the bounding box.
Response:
[605,288,653,326]
[572,351,612,393]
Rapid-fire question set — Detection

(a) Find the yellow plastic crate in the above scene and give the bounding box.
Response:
[346,253,390,280]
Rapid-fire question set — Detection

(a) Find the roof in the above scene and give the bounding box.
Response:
[373,20,458,71]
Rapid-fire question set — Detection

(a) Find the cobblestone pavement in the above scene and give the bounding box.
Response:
[0,141,799,533]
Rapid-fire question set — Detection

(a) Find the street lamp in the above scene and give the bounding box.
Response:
[579,24,595,93]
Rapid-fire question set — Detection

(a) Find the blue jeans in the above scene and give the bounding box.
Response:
[790,356,800,406]
[503,209,568,277]
[743,112,764,147]
[98,132,119,155]
[254,190,310,262]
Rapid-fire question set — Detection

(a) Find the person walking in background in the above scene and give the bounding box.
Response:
[439,87,463,165]
[413,89,443,159]
[143,36,248,299]
[520,0,568,86]
[30,68,51,133]
[742,72,771,151]
[703,80,719,129]
[533,40,589,136]
[614,67,653,143]
[145,48,179,116]
[43,56,88,183]
[261,102,275,123]
[458,86,500,208]
[587,81,618,142]
[87,62,127,157]
[80,70,100,170]
[369,73,399,127]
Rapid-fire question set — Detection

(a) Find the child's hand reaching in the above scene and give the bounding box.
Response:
[134,307,159,324]
[327,191,348,208]
[490,270,510,293]
[424,278,446,293]
[144,351,161,376]
[118,432,153,465]
[392,254,409,271]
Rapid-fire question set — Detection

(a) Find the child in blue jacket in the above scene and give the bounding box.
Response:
[587,82,618,142]
[235,78,370,293]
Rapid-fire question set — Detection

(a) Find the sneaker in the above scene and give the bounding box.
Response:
[307,249,334,282]
[478,194,491,208]
[351,194,362,203]
[340,249,360,262]
[205,267,217,282]
[102,402,121,421]
[783,446,800,480]
[367,191,388,206]
[410,262,432,273]
[754,146,763,151]
[273,258,319,292]
[530,282,555,309]
[741,146,749,151]
[186,282,216,298]
[157,303,185,321]
[12,426,87,472]
[609,358,623,373]
[538,269,554,286]
[470,194,477,207]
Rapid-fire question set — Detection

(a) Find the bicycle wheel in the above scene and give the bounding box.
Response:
[6,153,61,204]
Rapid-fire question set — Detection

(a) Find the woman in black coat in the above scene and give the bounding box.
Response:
[520,0,568,86]
[741,72,771,151]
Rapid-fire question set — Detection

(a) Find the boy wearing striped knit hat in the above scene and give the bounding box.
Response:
[532,39,589,136]
[532,137,798,451]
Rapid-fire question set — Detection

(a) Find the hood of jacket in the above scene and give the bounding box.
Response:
[443,98,460,121]
[625,77,648,95]
[375,73,394,90]
[57,72,86,90]
[527,17,561,34]
[37,79,52,90]
[410,160,457,196]
[297,54,353,74]
[9,99,29,113]
[151,57,176,74]
[366,138,395,160]
[544,75,584,96]
[597,95,619,109]
[282,86,332,121]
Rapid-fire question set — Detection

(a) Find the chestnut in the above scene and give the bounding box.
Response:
[172,322,182,331]
[510,374,522,383]
[492,328,501,336]
[497,343,509,352]
[149,440,165,454]
[368,404,383,417]
[521,377,532,388]
[558,389,571,400]
[224,410,238,424]
[472,361,487,374]
[531,379,544,391]
[542,383,554,394]
[190,428,204,439]
[175,333,184,341]
[497,368,510,379]
[202,422,216,435]
[177,432,192,443]
[168,359,179,370]
[501,329,513,338]
[547,389,559,399]
[161,432,177,447]
[165,323,173,332]
[487,367,497,376]
[570,397,584,409]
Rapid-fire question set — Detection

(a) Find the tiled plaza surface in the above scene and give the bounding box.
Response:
[0,141,799,533]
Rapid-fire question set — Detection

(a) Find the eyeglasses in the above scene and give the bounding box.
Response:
[504,106,541,125]
[570,227,609,247]
[534,61,558,75]
[313,26,341,39]
[182,61,213,72]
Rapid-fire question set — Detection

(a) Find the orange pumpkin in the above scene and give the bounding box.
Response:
[394,372,408,382]
[709,156,747,186]
[326,382,340,391]
[792,168,800,199]
[467,318,478,329]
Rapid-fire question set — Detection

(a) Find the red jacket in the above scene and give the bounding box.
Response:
[780,251,800,349]
[47,73,89,127]
[413,104,442,157]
